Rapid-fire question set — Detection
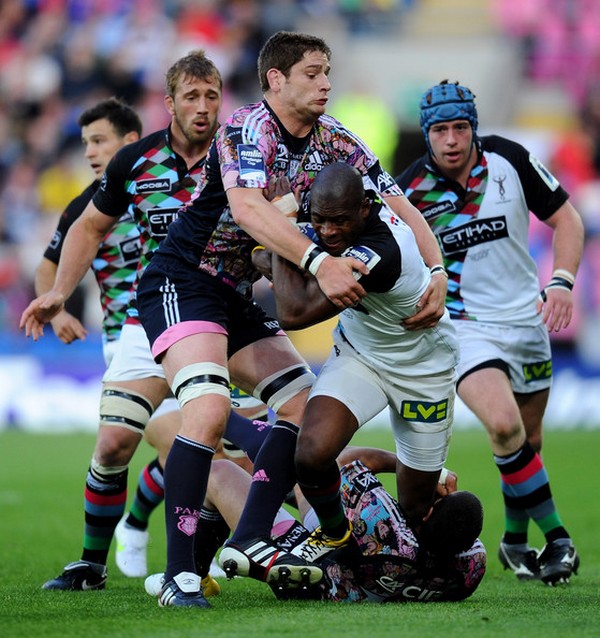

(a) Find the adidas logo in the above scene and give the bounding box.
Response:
[304,151,323,172]
[243,540,280,568]
[252,469,270,482]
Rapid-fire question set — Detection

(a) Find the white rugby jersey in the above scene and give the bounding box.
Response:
[325,197,458,376]
[396,135,569,325]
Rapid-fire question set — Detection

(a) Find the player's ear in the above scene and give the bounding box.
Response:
[266,68,282,92]
[123,131,140,144]
[164,94,175,116]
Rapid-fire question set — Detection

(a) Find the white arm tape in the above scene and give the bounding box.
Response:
[272,192,299,218]
[438,467,449,486]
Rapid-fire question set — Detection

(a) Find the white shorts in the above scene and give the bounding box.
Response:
[103,323,165,383]
[309,338,455,472]
[102,323,178,417]
[455,321,552,394]
[103,339,120,368]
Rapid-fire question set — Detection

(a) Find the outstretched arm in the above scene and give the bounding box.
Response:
[34,257,88,344]
[20,203,114,340]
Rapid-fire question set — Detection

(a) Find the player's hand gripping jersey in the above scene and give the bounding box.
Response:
[156,101,402,294]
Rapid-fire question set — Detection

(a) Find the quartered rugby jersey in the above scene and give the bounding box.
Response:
[92,127,206,293]
[396,135,569,324]
[44,181,140,342]
[156,100,402,295]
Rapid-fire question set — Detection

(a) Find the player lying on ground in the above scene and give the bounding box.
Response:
[146,447,486,603]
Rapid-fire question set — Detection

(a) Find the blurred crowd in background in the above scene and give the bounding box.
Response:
[2,0,600,365]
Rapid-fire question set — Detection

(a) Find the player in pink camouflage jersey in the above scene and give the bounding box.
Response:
[134,30,448,607]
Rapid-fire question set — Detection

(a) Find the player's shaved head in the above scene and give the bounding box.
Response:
[419,491,484,557]
[311,162,364,214]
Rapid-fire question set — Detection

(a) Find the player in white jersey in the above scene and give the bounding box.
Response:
[251,162,458,562]
[396,80,584,585]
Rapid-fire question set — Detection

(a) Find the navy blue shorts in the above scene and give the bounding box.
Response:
[137,255,283,360]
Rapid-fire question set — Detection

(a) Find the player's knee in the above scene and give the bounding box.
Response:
[94,425,140,466]
[99,385,155,436]
[489,419,523,448]
[254,364,315,414]
[172,363,231,408]
[89,456,129,484]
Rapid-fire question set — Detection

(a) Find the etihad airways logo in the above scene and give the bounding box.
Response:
[439,215,508,256]
[148,207,179,237]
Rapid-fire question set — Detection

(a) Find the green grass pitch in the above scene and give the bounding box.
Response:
[1,427,599,637]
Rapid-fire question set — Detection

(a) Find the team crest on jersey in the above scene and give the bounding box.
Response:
[401,399,448,423]
[148,206,179,238]
[137,178,171,193]
[438,215,508,256]
[238,144,266,181]
[493,174,507,201]
[274,142,289,172]
[523,360,552,382]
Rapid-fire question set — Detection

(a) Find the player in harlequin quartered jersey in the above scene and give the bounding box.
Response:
[35,98,142,358]
[23,52,270,605]
[133,31,448,603]
[396,80,583,586]
[91,127,206,304]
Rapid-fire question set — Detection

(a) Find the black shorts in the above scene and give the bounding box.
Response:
[137,255,282,360]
